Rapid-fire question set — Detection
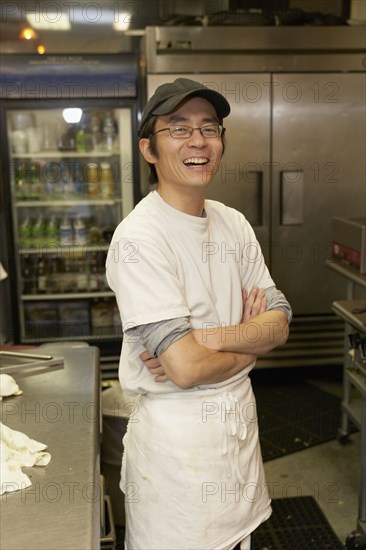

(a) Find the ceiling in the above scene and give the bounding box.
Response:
[0,0,163,54]
[0,0,352,55]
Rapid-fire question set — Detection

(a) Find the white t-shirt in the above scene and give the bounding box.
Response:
[106,190,275,396]
[106,191,274,548]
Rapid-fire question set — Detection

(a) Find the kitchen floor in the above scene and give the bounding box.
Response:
[261,370,361,547]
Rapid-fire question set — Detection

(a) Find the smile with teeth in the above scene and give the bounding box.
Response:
[183,157,210,166]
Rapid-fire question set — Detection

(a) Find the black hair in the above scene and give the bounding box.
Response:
[139,116,159,185]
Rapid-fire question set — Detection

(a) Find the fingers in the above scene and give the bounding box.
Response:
[139,350,167,382]
[139,350,152,362]
[258,293,267,315]
[140,353,162,371]
[242,287,267,321]
[154,374,169,383]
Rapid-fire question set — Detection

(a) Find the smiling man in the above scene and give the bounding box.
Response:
[106,78,292,550]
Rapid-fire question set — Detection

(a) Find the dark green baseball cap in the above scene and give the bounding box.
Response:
[139,78,231,135]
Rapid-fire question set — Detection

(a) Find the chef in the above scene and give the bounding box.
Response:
[106,78,292,549]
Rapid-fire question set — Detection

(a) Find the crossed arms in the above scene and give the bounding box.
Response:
[140,287,289,390]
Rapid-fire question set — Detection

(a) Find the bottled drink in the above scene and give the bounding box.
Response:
[75,126,87,153]
[100,162,114,199]
[76,114,92,152]
[22,255,37,294]
[58,125,76,151]
[15,162,26,200]
[28,162,41,200]
[102,112,117,151]
[46,217,59,244]
[61,258,72,293]
[88,254,100,291]
[46,255,59,293]
[73,161,85,196]
[89,112,101,150]
[37,257,47,294]
[76,259,88,291]
[41,161,57,199]
[60,161,73,199]
[33,215,46,247]
[74,217,87,246]
[51,162,62,199]
[19,217,33,248]
[59,215,73,245]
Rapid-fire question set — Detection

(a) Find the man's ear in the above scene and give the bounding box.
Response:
[139,138,157,164]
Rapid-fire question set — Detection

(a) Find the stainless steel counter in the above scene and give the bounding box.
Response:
[0,345,101,550]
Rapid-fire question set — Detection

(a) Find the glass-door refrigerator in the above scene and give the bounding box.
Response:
[0,54,141,358]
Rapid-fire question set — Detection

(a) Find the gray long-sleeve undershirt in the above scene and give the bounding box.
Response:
[125,285,292,357]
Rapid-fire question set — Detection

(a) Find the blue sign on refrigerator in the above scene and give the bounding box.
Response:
[0,54,137,100]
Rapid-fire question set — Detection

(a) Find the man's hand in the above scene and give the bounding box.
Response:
[192,287,267,350]
[192,286,288,355]
[139,351,167,383]
[140,287,274,389]
[242,287,267,322]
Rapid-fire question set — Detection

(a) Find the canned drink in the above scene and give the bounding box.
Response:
[86,163,99,198]
[100,162,114,199]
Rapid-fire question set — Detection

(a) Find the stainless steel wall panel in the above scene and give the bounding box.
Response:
[280,170,304,225]
[145,26,366,73]
[271,72,366,314]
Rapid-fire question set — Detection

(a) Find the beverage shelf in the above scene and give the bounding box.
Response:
[21,333,121,343]
[15,199,120,207]
[11,150,119,159]
[22,291,115,301]
[19,244,110,254]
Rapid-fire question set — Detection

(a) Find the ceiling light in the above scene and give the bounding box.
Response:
[20,27,37,40]
[37,45,46,55]
[63,108,83,124]
[26,12,71,31]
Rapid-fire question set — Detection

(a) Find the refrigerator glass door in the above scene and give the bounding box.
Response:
[7,106,133,343]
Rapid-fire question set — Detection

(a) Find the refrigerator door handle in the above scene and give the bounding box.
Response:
[246,170,263,226]
[280,170,304,225]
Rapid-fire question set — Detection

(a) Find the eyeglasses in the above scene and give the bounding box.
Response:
[149,124,225,139]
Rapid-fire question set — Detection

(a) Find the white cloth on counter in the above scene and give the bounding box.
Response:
[0,374,23,400]
[0,262,8,281]
[0,422,51,495]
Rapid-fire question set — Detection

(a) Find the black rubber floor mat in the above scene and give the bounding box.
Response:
[251,496,344,549]
[253,381,355,462]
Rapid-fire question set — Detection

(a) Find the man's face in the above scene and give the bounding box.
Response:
[141,96,224,192]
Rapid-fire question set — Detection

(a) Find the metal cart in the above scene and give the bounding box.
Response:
[332,299,366,549]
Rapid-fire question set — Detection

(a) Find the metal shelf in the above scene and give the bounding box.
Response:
[21,333,121,343]
[22,291,114,301]
[11,150,118,159]
[15,199,121,207]
[19,244,110,254]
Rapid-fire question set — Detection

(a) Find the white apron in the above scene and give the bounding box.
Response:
[121,376,271,550]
